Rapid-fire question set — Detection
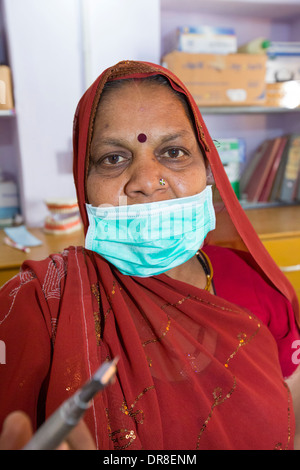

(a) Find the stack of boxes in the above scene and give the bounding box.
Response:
[162,28,300,199]
[162,27,267,107]
[162,27,300,109]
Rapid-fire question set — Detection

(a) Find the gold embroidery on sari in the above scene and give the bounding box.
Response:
[91,283,102,345]
[91,281,120,344]
[121,386,155,424]
[93,311,101,345]
[105,407,137,450]
[141,295,192,367]
[110,429,137,450]
[196,314,261,449]
[102,281,118,323]
[142,316,171,347]
[105,386,154,449]
[224,320,261,368]
[64,358,83,394]
[141,295,191,350]
[196,376,237,449]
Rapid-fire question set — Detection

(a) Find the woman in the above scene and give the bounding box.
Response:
[0,60,299,450]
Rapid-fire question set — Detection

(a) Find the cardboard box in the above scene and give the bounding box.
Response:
[265,81,300,108]
[0,66,14,110]
[162,51,267,106]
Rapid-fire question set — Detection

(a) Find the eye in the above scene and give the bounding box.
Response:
[161,148,187,159]
[98,154,127,166]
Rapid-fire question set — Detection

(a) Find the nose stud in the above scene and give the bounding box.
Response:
[159,178,166,186]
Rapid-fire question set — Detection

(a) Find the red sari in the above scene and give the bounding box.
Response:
[0,61,299,450]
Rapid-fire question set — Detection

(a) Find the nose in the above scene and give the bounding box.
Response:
[124,153,167,202]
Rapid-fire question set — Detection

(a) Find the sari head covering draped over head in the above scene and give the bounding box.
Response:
[0,61,299,450]
[73,60,299,319]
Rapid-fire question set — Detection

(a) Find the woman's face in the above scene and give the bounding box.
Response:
[87,81,207,207]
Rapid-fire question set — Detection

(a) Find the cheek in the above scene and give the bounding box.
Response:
[86,175,100,206]
[173,161,207,196]
[86,174,125,207]
[86,175,108,207]
[194,157,208,190]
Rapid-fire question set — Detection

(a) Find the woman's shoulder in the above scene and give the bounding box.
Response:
[202,243,293,327]
[203,244,299,376]
[0,246,91,336]
[203,244,272,286]
[0,246,87,298]
[203,243,259,267]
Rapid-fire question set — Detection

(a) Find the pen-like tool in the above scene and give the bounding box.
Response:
[23,357,118,450]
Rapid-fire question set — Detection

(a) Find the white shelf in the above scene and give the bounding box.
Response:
[161,0,300,20]
[199,106,300,115]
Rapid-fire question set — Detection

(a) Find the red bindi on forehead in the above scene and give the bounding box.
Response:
[137,133,147,143]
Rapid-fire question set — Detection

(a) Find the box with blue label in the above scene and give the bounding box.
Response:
[177,26,237,54]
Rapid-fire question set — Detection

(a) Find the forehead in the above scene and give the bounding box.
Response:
[99,78,185,105]
[93,80,194,131]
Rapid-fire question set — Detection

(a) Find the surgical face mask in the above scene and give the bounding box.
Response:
[85,185,216,277]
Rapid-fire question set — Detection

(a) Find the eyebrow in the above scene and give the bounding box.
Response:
[158,131,190,145]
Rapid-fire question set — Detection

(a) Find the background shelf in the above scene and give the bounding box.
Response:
[161,0,300,20]
[199,106,300,115]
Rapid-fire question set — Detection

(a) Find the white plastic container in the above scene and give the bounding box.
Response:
[238,38,270,54]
